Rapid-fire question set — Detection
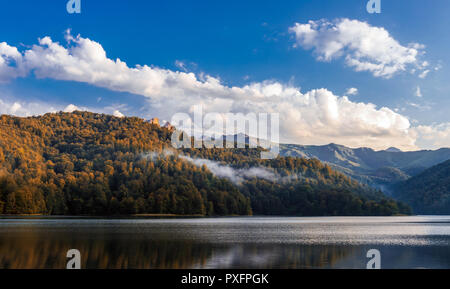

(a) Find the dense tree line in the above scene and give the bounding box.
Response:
[0,111,410,216]
[183,148,411,216]
[394,159,450,214]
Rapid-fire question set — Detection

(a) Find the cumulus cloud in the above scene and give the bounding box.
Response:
[0,31,447,150]
[0,95,119,118]
[0,42,26,82]
[63,104,80,113]
[413,123,450,149]
[0,98,58,116]
[345,87,358,96]
[289,19,427,78]
[113,110,124,118]
[273,88,416,149]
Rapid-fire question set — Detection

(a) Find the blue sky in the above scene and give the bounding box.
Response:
[0,0,449,150]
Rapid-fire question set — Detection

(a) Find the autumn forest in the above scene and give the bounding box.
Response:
[0,112,410,216]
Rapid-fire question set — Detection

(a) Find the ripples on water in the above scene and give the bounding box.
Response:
[0,216,450,269]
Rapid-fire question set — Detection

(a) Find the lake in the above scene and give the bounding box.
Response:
[0,216,450,269]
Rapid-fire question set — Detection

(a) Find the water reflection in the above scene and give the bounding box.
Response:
[0,216,450,269]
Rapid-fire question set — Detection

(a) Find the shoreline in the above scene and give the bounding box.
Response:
[0,214,430,218]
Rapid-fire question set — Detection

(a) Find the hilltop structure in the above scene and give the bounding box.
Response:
[148,117,160,126]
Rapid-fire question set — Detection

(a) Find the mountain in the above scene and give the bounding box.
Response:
[385,147,402,153]
[394,160,450,214]
[279,143,450,190]
[0,111,409,216]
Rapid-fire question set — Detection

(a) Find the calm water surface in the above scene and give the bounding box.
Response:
[1,216,450,269]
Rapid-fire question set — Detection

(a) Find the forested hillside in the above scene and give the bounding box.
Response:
[183,148,410,215]
[394,160,450,214]
[0,112,410,216]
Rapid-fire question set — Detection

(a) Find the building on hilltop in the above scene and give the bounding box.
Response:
[148,117,160,126]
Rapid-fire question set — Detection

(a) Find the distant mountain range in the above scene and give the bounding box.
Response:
[211,135,450,192]
[279,143,450,192]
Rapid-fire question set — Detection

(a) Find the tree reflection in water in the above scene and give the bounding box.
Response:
[1,217,450,269]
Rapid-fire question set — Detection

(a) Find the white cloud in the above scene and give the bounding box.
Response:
[413,123,450,149]
[0,95,109,117]
[419,70,430,79]
[345,87,358,96]
[0,96,129,121]
[63,104,80,113]
[0,42,26,82]
[113,110,124,118]
[289,19,427,78]
[175,60,187,71]
[271,88,416,150]
[10,102,22,114]
[415,86,422,97]
[0,98,58,116]
[0,31,447,150]
[407,102,420,108]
